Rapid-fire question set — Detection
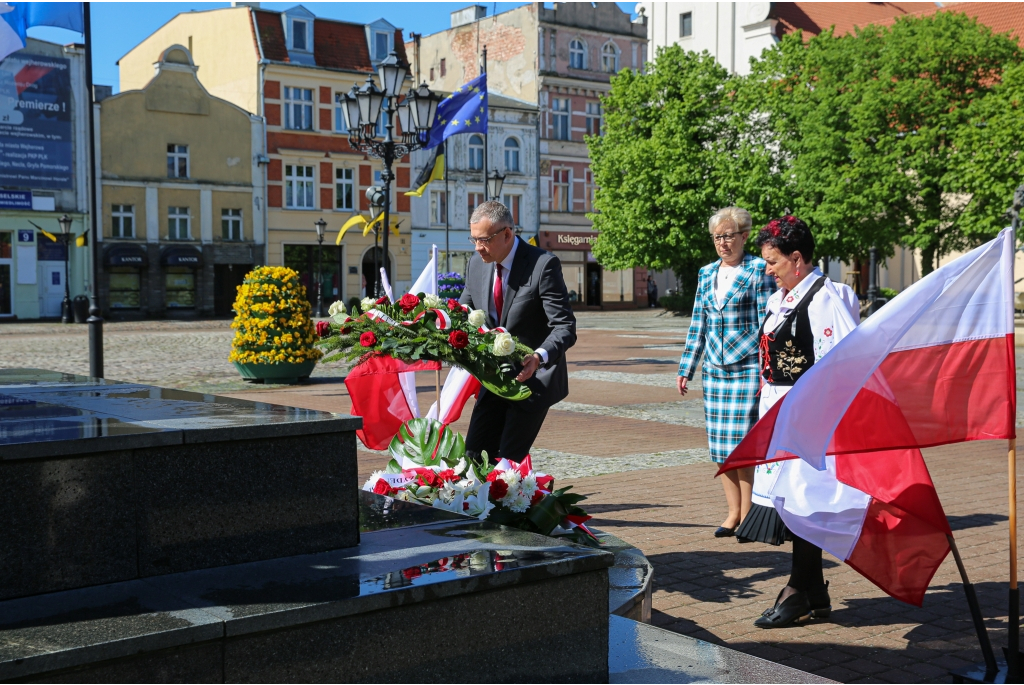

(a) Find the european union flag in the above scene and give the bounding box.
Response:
[424,73,487,150]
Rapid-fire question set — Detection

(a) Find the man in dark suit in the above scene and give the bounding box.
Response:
[459,200,576,462]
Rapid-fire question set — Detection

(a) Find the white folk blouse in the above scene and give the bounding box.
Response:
[751,267,860,508]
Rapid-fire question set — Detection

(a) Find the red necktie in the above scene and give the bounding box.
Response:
[493,264,504,321]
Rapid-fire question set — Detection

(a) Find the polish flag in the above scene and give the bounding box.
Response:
[426,367,481,424]
[720,227,1016,605]
[345,356,440,450]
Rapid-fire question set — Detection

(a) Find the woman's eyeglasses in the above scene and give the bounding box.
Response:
[711,231,745,244]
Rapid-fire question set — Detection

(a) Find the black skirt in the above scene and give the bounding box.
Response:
[736,503,789,546]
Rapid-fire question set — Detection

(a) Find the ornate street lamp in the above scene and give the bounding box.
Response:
[486,170,506,203]
[342,52,442,295]
[314,217,326,317]
[365,187,386,295]
[58,214,73,324]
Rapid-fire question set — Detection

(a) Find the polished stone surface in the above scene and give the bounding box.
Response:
[608,615,835,683]
[357,488,468,532]
[595,529,654,622]
[0,369,361,599]
[0,369,361,459]
[0,515,613,681]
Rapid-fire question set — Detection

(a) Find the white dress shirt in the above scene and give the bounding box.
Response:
[489,237,549,364]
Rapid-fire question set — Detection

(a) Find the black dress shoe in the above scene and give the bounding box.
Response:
[806,581,831,619]
[714,526,736,538]
[754,588,812,628]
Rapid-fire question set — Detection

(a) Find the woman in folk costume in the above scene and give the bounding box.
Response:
[734,215,860,628]
[677,207,776,537]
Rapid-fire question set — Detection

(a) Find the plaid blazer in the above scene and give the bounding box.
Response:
[678,254,776,379]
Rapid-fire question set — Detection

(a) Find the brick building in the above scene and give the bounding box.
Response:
[408,3,651,308]
[119,4,416,306]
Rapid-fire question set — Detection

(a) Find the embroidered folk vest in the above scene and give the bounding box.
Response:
[758,276,827,386]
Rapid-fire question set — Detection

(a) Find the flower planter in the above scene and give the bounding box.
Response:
[233,359,317,384]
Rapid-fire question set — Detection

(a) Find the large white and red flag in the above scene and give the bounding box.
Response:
[720,227,1017,605]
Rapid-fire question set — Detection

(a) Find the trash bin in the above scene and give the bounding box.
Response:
[72,295,89,323]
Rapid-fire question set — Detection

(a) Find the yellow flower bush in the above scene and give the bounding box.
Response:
[229,266,323,366]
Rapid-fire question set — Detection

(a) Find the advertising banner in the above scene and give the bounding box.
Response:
[0,53,74,189]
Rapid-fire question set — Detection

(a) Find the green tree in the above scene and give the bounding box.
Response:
[587,47,768,288]
[746,12,1020,273]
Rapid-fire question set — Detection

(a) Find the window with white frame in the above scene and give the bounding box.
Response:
[284,87,313,130]
[336,167,354,210]
[504,137,520,172]
[680,12,693,38]
[430,190,448,225]
[552,98,570,141]
[569,39,586,69]
[467,192,484,216]
[167,206,190,240]
[374,31,390,60]
[167,144,188,178]
[468,134,484,170]
[601,43,620,73]
[334,93,348,133]
[584,169,595,212]
[502,194,521,226]
[222,208,243,241]
[291,18,309,51]
[585,101,602,135]
[111,204,134,238]
[552,169,570,212]
[285,164,315,209]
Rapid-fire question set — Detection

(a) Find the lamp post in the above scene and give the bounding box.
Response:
[58,214,72,324]
[342,52,441,296]
[486,170,505,205]
[365,186,386,296]
[314,217,326,317]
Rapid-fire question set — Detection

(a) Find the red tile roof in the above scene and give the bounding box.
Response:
[774,2,918,40]
[890,2,1024,45]
[252,9,407,72]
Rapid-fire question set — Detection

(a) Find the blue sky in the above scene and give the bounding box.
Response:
[28,2,638,91]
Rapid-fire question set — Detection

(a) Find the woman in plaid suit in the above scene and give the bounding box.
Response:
[677,207,775,537]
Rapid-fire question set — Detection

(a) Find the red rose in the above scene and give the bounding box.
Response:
[402,566,422,580]
[447,298,462,311]
[375,296,388,305]
[398,293,420,313]
[531,490,545,506]
[315,320,331,338]
[448,330,469,349]
[360,331,377,347]
[485,470,500,482]
[340,327,351,335]
[372,478,393,496]
[437,469,458,483]
[490,478,508,500]
[418,470,438,487]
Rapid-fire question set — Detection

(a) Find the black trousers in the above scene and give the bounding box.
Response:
[464,390,549,463]
[788,534,824,591]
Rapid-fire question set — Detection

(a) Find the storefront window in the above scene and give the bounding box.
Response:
[109,268,141,309]
[165,267,196,308]
[0,232,11,315]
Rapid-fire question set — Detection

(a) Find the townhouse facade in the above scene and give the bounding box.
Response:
[0,37,91,320]
[96,45,265,318]
[119,4,416,306]
[409,3,652,308]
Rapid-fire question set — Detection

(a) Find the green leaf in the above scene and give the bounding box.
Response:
[387,418,466,469]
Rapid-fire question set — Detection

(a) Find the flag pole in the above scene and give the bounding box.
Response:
[481,45,488,200]
[435,369,441,417]
[949,534,999,680]
[1010,438,1019,683]
[444,139,450,272]
[83,2,104,378]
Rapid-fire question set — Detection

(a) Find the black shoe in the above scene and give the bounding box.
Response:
[806,581,831,619]
[714,526,736,538]
[754,588,812,629]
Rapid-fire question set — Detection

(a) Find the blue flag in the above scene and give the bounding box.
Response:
[0,3,85,62]
[424,73,487,150]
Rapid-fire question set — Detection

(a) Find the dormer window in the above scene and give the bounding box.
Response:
[374,31,389,60]
[292,19,308,51]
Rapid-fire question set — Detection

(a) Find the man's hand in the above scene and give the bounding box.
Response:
[677,376,688,396]
[517,353,541,382]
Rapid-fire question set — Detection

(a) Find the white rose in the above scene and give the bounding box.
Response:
[423,293,443,309]
[468,309,487,328]
[360,297,376,313]
[328,300,346,317]
[492,332,515,357]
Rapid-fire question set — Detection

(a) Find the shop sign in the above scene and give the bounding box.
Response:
[540,231,598,251]
[105,244,147,267]
[161,246,203,267]
[0,191,31,209]
[0,54,74,190]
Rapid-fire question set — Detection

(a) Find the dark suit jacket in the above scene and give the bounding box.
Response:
[460,239,577,410]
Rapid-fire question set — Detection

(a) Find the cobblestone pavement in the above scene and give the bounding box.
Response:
[4,309,1024,682]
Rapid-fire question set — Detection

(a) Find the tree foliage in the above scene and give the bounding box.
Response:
[589,11,1022,277]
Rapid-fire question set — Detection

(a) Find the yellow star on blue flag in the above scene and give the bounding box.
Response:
[424,73,488,149]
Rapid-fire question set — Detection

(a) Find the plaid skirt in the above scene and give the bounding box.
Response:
[700,358,760,464]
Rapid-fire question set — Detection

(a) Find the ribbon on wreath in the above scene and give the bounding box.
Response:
[367,308,453,331]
